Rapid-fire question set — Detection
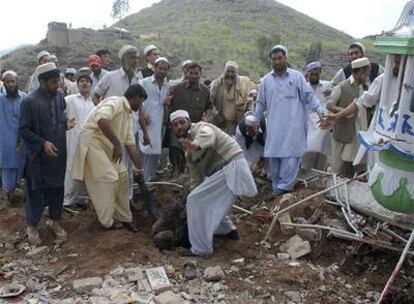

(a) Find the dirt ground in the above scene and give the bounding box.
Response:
[1,177,413,304]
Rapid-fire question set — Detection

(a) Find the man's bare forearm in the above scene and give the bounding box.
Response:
[126,145,143,170]
[336,102,358,119]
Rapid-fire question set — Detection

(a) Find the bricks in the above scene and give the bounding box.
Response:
[146,267,172,294]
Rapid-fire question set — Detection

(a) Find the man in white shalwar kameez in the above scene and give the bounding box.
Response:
[170,110,257,256]
[64,72,95,206]
[255,45,323,196]
[302,61,331,171]
[138,57,170,181]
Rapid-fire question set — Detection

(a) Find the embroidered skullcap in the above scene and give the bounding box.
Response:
[119,45,139,59]
[36,62,58,76]
[2,70,17,80]
[271,45,288,57]
[351,57,370,69]
[170,110,190,122]
[65,68,77,75]
[36,50,50,63]
[306,61,322,73]
[349,42,366,54]
[225,61,239,70]
[144,44,158,56]
[154,56,169,65]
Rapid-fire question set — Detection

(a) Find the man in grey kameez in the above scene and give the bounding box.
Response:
[255,45,323,196]
[170,110,257,256]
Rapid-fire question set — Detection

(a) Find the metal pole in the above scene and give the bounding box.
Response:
[378,230,414,303]
[264,172,368,242]
[233,205,253,215]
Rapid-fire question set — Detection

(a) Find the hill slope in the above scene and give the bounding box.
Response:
[0,0,382,86]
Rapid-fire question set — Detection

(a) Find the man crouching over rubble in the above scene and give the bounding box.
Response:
[170,110,258,256]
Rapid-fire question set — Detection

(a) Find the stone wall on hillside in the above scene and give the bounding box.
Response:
[47,22,70,47]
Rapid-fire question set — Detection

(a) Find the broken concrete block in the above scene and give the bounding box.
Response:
[295,227,322,241]
[124,267,144,282]
[153,291,185,304]
[279,235,303,253]
[146,267,172,294]
[26,246,49,259]
[137,277,152,294]
[277,253,290,260]
[72,277,103,293]
[203,266,225,282]
[287,240,311,260]
[278,212,293,232]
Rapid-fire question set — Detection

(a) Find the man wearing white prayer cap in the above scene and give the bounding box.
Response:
[327,57,371,177]
[65,68,77,82]
[142,44,160,78]
[27,50,51,93]
[331,42,383,87]
[93,45,143,208]
[255,45,324,197]
[20,62,72,246]
[210,60,255,135]
[0,70,26,205]
[302,61,332,171]
[138,56,170,181]
[234,112,266,167]
[169,110,257,256]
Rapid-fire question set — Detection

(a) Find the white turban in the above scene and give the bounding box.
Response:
[170,110,190,122]
[245,114,259,127]
[225,61,238,70]
[2,70,17,80]
[306,61,322,73]
[154,56,169,65]
[271,44,288,57]
[119,45,139,59]
[36,50,50,63]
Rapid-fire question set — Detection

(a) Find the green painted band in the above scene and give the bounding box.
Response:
[379,150,414,172]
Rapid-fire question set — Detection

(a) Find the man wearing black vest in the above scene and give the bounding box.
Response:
[331,42,384,87]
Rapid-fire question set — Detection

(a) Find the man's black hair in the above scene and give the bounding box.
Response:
[186,62,202,72]
[348,43,364,54]
[96,48,111,56]
[124,84,148,100]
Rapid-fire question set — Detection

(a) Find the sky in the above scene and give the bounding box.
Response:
[0,0,410,50]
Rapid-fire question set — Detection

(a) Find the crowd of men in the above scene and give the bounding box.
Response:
[0,41,386,256]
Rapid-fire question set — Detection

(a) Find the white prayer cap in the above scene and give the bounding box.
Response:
[154,56,169,65]
[1,70,17,80]
[245,114,259,127]
[271,44,288,57]
[49,54,58,63]
[351,57,370,69]
[170,110,190,122]
[349,42,366,54]
[119,45,139,59]
[306,61,322,73]
[36,50,50,62]
[225,61,238,70]
[36,62,58,76]
[65,68,77,75]
[78,66,91,73]
[181,60,193,68]
[144,44,158,56]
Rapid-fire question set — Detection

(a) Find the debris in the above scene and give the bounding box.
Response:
[278,212,294,232]
[183,260,198,280]
[287,240,311,260]
[146,267,173,294]
[153,291,185,304]
[295,227,322,241]
[0,283,26,298]
[231,258,245,266]
[89,296,110,304]
[323,218,348,231]
[180,292,193,301]
[124,267,144,282]
[277,253,290,260]
[203,266,225,282]
[26,246,49,259]
[284,290,302,303]
[72,277,103,293]
[279,235,304,253]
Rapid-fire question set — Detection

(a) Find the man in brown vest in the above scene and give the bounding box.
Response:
[327,58,370,177]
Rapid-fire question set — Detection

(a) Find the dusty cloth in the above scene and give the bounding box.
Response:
[152,200,190,250]
[187,157,257,255]
[268,157,301,191]
[210,74,255,132]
